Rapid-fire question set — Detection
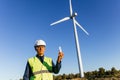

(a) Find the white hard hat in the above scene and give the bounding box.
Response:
[34,39,46,46]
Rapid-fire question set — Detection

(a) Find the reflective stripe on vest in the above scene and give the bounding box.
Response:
[28,56,53,80]
[33,70,52,75]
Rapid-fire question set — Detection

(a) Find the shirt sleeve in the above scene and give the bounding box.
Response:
[52,60,61,74]
[23,61,32,80]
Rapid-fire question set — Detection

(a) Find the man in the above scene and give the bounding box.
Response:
[23,39,64,80]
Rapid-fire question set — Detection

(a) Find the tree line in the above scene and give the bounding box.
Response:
[53,67,120,80]
[20,67,120,80]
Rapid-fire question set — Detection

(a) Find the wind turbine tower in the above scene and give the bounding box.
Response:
[50,0,89,78]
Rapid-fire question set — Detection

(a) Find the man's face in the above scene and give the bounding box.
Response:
[35,45,45,56]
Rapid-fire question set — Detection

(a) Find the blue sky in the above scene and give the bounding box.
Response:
[0,0,120,79]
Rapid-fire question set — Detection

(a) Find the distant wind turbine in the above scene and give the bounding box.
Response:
[50,0,89,78]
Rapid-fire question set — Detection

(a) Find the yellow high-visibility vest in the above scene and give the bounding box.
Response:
[28,56,53,80]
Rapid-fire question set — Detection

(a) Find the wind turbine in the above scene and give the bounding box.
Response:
[50,0,89,78]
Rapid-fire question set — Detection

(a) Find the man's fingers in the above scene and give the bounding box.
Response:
[59,52,64,59]
[59,52,63,56]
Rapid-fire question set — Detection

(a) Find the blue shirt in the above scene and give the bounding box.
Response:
[23,55,61,80]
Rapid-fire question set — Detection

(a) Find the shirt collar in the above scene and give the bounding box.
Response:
[36,54,44,63]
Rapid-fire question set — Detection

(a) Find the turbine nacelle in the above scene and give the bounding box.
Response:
[70,12,78,19]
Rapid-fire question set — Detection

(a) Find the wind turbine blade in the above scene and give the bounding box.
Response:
[50,17,70,26]
[69,0,73,16]
[75,20,89,35]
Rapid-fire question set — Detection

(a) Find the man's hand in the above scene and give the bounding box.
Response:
[57,52,64,63]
